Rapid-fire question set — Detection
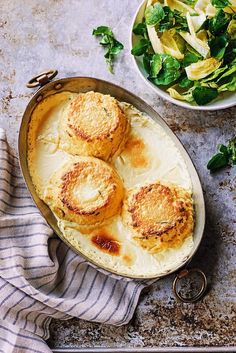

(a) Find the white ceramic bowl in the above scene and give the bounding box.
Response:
[131,0,236,111]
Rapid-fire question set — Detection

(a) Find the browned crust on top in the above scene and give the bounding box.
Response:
[43,157,124,226]
[60,161,117,216]
[127,183,193,238]
[66,92,125,141]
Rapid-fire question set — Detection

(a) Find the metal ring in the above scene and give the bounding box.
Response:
[173,268,207,303]
[26,69,58,88]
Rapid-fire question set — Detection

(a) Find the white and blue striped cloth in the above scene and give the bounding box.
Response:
[0,128,151,353]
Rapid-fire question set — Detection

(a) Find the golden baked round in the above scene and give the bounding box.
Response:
[44,156,124,226]
[59,92,129,160]
[123,182,194,253]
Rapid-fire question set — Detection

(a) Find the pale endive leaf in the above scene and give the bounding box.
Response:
[185,58,222,80]
[161,30,184,59]
[165,0,196,14]
[179,31,210,57]
[147,25,165,53]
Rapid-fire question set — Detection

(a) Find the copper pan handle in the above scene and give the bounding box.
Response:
[173,268,207,303]
[26,69,58,88]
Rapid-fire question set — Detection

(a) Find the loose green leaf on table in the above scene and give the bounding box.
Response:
[207,153,229,171]
[92,25,124,73]
[92,26,113,36]
[192,86,218,105]
[207,137,236,172]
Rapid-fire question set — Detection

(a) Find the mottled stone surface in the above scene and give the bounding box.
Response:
[0,0,235,351]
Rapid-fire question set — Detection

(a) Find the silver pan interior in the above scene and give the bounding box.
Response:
[18,77,205,280]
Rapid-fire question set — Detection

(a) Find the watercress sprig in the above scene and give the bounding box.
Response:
[92,26,124,73]
[207,137,236,172]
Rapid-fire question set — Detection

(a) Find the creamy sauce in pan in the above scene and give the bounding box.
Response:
[28,92,194,277]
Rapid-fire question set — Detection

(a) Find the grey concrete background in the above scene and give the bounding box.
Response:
[0,0,235,350]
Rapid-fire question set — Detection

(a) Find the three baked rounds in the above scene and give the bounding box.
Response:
[29,91,194,257]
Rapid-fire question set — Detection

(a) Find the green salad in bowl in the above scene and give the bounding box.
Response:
[131,0,236,108]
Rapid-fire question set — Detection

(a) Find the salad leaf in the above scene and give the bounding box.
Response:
[201,65,228,82]
[179,76,194,88]
[228,19,236,39]
[209,9,231,35]
[218,74,236,91]
[209,35,229,60]
[182,0,197,5]
[146,22,165,53]
[145,3,165,26]
[223,39,236,64]
[182,52,200,67]
[211,0,231,8]
[133,23,147,36]
[192,86,218,104]
[131,38,150,56]
[158,7,189,32]
[150,54,181,85]
[158,6,175,32]
[165,0,196,15]
[228,137,236,165]
[180,31,210,57]
[160,29,184,59]
[150,54,163,77]
[93,26,124,73]
[143,53,153,74]
[174,33,186,52]
[216,60,236,81]
[201,81,218,88]
[185,57,221,80]
[189,12,207,32]
[195,0,217,17]
[167,87,194,101]
[173,9,189,31]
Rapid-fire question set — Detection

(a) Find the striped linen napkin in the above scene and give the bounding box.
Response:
[0,128,151,353]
